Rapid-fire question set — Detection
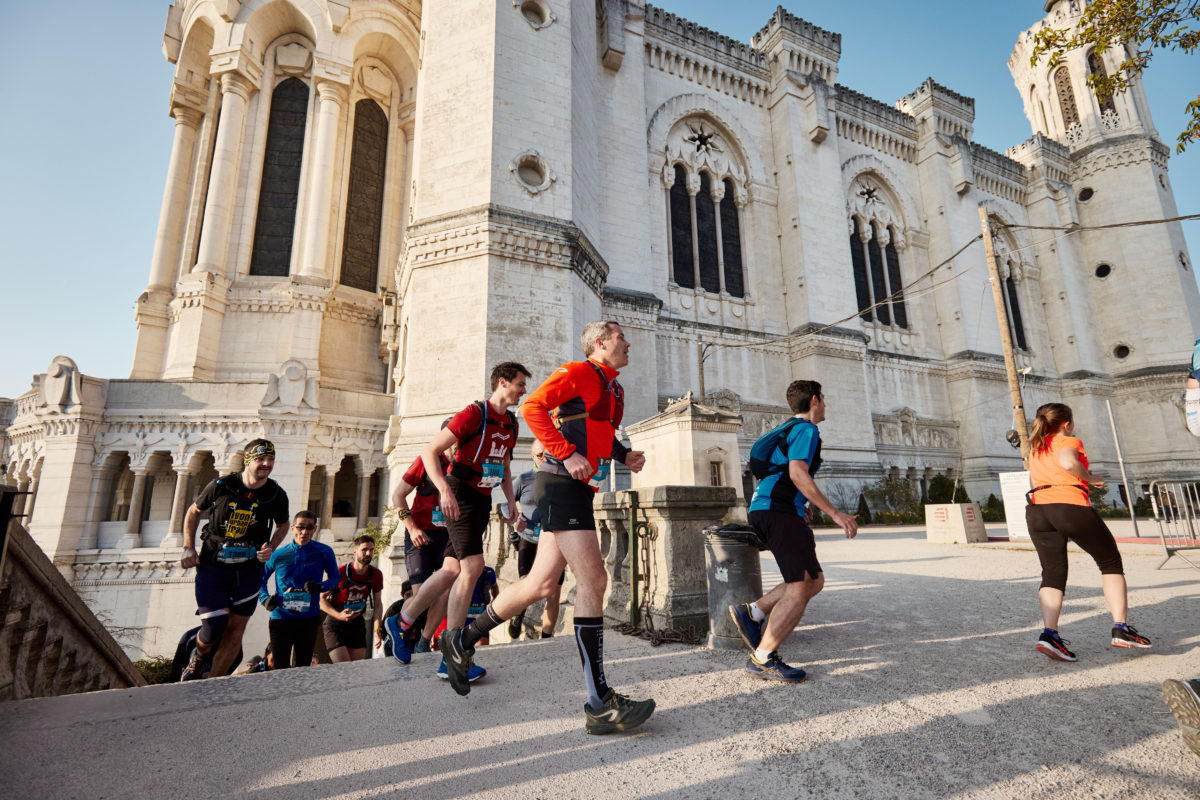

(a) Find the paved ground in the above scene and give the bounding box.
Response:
[2,528,1198,799]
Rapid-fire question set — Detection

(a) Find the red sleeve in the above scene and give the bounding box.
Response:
[521,364,580,461]
[446,403,483,444]
[401,456,427,487]
[372,567,383,592]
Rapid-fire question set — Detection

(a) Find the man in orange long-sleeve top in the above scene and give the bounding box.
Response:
[442,320,655,735]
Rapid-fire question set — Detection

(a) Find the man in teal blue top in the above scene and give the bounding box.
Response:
[729,379,858,683]
[259,510,340,669]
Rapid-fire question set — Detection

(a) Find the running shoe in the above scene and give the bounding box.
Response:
[439,628,475,697]
[507,614,524,640]
[436,658,486,682]
[1112,625,1152,649]
[413,638,431,654]
[385,615,411,664]
[584,690,656,735]
[1035,631,1077,662]
[728,603,763,650]
[180,647,209,681]
[1162,679,1200,758]
[744,651,807,683]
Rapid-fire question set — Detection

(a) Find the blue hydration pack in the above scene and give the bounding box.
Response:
[748,418,817,479]
[1191,338,1200,381]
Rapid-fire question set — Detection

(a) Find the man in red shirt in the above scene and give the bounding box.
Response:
[442,321,655,735]
[320,534,383,662]
[388,362,527,672]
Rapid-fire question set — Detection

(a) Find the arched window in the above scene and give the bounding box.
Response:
[339,99,388,292]
[250,77,310,276]
[669,165,693,288]
[1054,67,1079,129]
[847,178,909,328]
[720,178,744,297]
[1087,51,1116,114]
[696,172,720,293]
[885,232,907,328]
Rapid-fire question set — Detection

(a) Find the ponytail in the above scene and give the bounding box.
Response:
[1029,402,1073,455]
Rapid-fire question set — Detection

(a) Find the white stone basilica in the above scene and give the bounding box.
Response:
[2,0,1197,658]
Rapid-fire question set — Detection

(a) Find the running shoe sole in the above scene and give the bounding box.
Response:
[439,629,473,697]
[728,603,762,651]
[744,659,808,683]
[584,699,656,735]
[1112,632,1152,648]
[436,662,487,682]
[1162,679,1200,758]
[1035,641,1077,661]
[385,616,411,664]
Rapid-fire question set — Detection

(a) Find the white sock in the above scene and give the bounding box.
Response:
[749,602,766,623]
[753,647,773,663]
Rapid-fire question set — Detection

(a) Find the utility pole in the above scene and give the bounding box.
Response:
[978,204,1030,463]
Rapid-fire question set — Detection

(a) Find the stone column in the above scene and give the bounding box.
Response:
[12,476,30,518]
[319,467,335,537]
[24,470,41,524]
[131,100,205,379]
[711,180,727,294]
[165,466,192,549]
[355,466,371,529]
[118,468,150,550]
[77,462,108,551]
[686,173,701,288]
[194,70,256,276]
[297,78,349,280]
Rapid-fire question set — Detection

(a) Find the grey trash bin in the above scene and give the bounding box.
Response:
[704,523,765,650]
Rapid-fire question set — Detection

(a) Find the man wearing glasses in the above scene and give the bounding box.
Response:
[729,380,859,683]
[259,510,340,669]
[180,438,291,679]
[506,439,565,640]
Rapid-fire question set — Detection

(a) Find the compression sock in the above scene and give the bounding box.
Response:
[461,605,503,649]
[753,647,773,663]
[749,602,767,623]
[574,617,610,709]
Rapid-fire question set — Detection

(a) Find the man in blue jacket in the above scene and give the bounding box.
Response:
[259,510,340,669]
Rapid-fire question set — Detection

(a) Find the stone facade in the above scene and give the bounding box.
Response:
[1,0,1197,658]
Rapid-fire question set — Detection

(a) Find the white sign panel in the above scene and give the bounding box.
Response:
[999,471,1031,540]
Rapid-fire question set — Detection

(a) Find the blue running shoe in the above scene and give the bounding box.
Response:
[413,638,431,654]
[385,615,411,664]
[439,628,474,696]
[728,603,762,651]
[437,657,486,682]
[744,651,807,683]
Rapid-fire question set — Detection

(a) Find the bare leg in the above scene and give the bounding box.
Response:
[403,557,460,622]
[1038,586,1064,630]
[210,612,250,677]
[758,574,824,654]
[752,583,788,616]
[489,533,570,620]
[542,588,562,635]
[328,646,351,663]
[446,554,484,629]
[1101,573,1129,623]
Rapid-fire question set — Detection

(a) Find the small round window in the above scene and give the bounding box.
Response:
[510,151,554,193]
[1094,263,1111,278]
[519,0,551,28]
[1077,187,1094,202]
[1113,344,1131,360]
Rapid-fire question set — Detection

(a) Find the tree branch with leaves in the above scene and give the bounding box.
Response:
[1031,0,1199,151]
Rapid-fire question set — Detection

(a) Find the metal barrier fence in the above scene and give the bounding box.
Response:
[1148,480,1200,570]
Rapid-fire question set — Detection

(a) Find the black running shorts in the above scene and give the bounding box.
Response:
[404,527,449,584]
[534,471,596,532]
[195,563,262,617]
[749,509,822,582]
[445,475,493,559]
[323,616,368,651]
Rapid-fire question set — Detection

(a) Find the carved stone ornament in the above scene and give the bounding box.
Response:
[40,356,82,413]
[261,359,319,413]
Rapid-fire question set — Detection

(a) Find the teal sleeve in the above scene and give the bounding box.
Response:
[786,423,819,465]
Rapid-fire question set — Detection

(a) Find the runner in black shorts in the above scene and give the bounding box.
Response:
[179,438,290,680]
[729,380,858,683]
[321,534,384,662]
[388,362,527,671]
[443,321,654,734]
[507,440,565,640]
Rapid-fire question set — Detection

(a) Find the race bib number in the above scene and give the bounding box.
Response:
[346,599,367,613]
[225,508,252,539]
[480,459,505,489]
[281,590,310,613]
[588,459,611,489]
[216,542,257,564]
[431,506,444,526]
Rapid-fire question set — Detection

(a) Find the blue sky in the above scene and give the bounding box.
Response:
[1,1,1196,398]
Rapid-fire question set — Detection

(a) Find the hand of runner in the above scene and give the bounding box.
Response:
[832,510,858,539]
[625,451,646,473]
[564,451,591,481]
[515,516,526,532]
[374,628,383,649]
[338,608,361,622]
[257,543,274,562]
[440,493,461,521]
[407,519,429,547]
[502,504,520,526]
[181,546,198,569]
[1087,474,1106,488]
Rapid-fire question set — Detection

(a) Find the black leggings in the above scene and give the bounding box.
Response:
[1025,503,1124,592]
[268,616,321,669]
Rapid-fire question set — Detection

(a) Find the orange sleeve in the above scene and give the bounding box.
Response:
[521,364,580,461]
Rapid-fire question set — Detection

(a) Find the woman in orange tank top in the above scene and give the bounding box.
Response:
[1025,403,1151,661]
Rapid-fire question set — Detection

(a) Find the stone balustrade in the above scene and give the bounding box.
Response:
[0,515,145,700]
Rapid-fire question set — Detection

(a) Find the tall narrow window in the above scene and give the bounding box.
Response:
[867,232,890,326]
[696,172,720,293]
[1087,51,1116,114]
[1054,67,1079,129]
[340,99,388,292]
[250,77,310,276]
[1004,274,1027,350]
[720,178,744,297]
[885,232,908,328]
[669,165,693,288]
[850,227,872,322]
